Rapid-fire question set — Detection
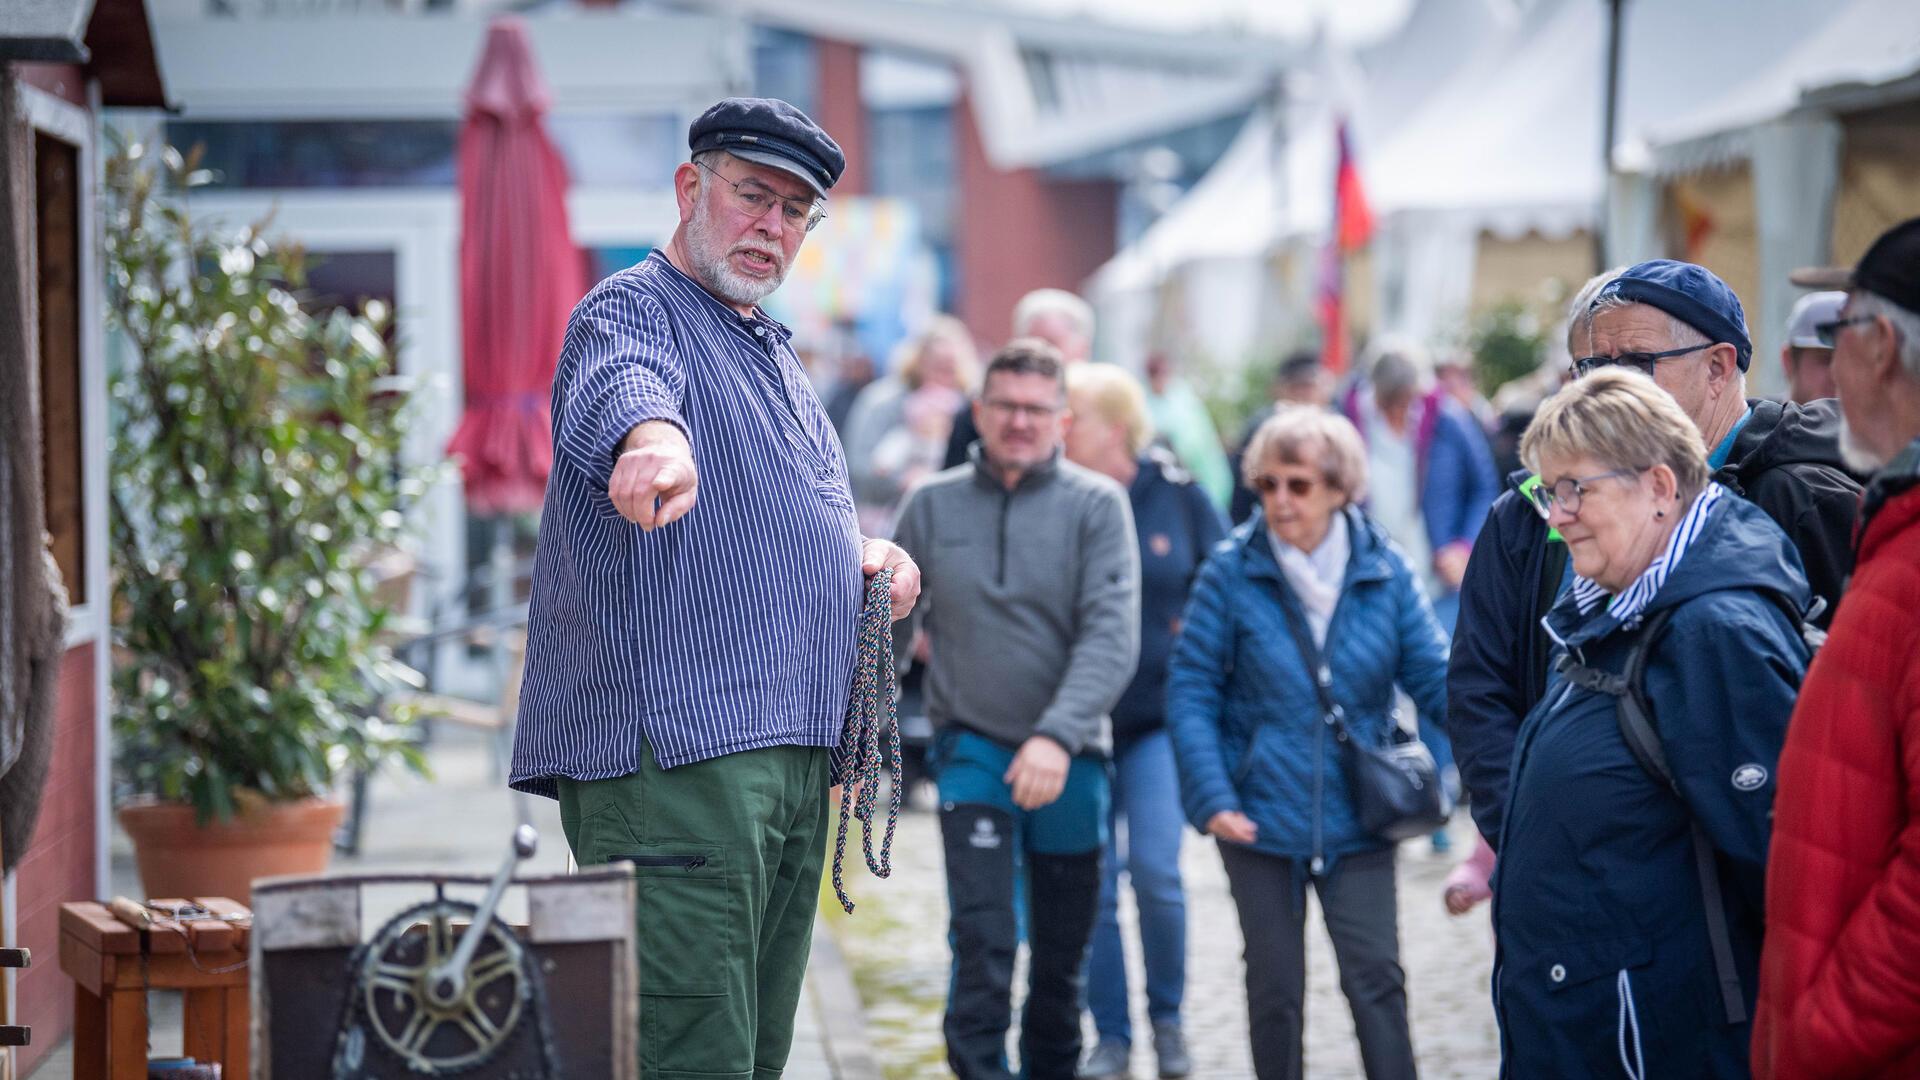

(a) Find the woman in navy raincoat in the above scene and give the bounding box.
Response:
[1495,369,1810,1078]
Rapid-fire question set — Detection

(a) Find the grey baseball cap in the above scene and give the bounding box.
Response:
[1785,291,1847,349]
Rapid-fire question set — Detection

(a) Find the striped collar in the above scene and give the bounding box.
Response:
[1568,482,1726,626]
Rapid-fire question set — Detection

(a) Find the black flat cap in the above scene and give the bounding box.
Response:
[689,97,845,198]
[1793,217,1920,316]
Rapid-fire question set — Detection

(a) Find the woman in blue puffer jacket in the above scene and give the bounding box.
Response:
[1167,405,1450,1080]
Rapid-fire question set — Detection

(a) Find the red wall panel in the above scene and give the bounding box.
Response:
[15,642,97,1077]
[953,91,1118,347]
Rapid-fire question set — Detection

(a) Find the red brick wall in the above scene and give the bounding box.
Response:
[953,90,1119,344]
[814,39,867,196]
[15,642,97,1076]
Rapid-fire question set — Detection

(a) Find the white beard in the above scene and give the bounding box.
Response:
[1839,414,1888,474]
[684,198,786,307]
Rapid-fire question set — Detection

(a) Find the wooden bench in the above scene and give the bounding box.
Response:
[59,898,250,1080]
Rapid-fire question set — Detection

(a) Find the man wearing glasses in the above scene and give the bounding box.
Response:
[1581,260,1860,621]
[1445,260,1860,857]
[511,97,921,1079]
[892,339,1141,1080]
[1755,216,1920,1079]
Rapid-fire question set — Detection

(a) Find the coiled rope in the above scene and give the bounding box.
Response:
[830,566,902,914]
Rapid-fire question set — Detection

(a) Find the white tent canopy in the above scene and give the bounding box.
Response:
[1093,0,1847,366]
[1645,0,1920,173]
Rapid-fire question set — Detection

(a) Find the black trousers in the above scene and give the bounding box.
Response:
[1217,844,1417,1080]
[940,805,1103,1080]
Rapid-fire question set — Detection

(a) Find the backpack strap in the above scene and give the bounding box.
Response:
[1553,606,1746,1026]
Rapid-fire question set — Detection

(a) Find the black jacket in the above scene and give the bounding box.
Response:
[1716,398,1862,620]
[1446,398,1861,847]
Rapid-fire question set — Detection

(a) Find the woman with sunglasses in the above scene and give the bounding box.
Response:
[1166,405,1449,1080]
[1493,368,1810,1079]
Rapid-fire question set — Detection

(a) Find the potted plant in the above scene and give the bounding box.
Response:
[104,143,431,902]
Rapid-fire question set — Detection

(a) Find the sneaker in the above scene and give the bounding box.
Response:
[1152,1022,1192,1079]
[1077,1038,1131,1079]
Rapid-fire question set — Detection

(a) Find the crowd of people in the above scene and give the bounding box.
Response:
[511,95,1920,1080]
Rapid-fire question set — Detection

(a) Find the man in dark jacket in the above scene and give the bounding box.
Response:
[1448,260,1862,847]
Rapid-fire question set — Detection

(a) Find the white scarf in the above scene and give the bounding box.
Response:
[1270,512,1350,647]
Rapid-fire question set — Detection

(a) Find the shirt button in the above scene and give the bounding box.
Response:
[752,325,766,337]
[1549,963,1567,983]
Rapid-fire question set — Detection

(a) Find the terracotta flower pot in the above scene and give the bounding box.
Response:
[119,795,346,905]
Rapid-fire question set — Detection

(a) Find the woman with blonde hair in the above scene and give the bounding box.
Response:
[1168,405,1449,1080]
[1494,368,1810,1078]
[841,315,978,534]
[1064,364,1223,1079]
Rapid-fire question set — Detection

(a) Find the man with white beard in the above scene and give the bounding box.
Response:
[511,97,921,1079]
[1754,218,1920,1079]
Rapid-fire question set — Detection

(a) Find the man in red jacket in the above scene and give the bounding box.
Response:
[1755,217,1920,1079]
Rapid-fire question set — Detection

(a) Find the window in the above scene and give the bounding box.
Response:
[36,132,85,606]
[165,120,460,188]
[546,114,680,189]
[752,29,817,117]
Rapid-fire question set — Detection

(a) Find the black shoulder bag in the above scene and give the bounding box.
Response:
[1274,591,1453,842]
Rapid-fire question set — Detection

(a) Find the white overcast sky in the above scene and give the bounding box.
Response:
[997,0,1416,43]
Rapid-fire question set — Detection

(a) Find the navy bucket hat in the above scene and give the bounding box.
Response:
[1593,260,1754,371]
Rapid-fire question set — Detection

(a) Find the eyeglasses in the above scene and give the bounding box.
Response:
[980,399,1062,422]
[1573,343,1710,378]
[696,160,828,233]
[1814,313,1876,348]
[1524,468,1641,520]
[1252,474,1321,498]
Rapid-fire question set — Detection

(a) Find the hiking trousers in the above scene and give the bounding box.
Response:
[556,737,830,1080]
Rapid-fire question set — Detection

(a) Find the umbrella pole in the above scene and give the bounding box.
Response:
[490,514,514,785]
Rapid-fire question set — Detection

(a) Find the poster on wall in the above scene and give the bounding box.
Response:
[761,196,940,376]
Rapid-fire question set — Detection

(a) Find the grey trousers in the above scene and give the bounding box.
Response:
[1217,844,1417,1080]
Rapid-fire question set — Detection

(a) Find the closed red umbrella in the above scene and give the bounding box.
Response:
[445,17,585,514]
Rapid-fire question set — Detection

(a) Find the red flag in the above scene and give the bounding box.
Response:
[1335,123,1374,252]
[1319,120,1372,375]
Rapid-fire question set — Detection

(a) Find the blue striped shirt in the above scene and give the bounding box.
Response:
[509,251,863,798]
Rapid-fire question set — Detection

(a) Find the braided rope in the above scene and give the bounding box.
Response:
[830,567,903,914]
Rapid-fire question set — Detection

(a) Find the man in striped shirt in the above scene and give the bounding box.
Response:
[510,97,920,1080]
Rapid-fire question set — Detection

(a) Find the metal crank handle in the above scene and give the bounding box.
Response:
[427,823,537,1007]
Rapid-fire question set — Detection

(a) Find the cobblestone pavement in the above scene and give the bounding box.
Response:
[827,789,1499,1079]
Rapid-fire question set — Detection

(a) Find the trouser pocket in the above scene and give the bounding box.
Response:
[610,844,751,1076]
[608,847,732,997]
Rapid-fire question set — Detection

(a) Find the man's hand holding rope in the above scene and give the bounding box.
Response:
[860,538,920,621]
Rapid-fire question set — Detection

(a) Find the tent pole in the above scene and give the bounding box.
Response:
[1598,0,1627,271]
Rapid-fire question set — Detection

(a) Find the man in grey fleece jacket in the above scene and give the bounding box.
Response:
[893,339,1140,1080]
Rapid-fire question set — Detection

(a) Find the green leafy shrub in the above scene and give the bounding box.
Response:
[1469,297,1553,398]
[105,143,430,822]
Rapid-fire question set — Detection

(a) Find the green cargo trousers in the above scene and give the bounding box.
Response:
[556,738,831,1080]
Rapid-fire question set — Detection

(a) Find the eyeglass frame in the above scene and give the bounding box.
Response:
[1572,343,1712,379]
[1813,313,1877,348]
[1523,468,1643,520]
[1251,473,1324,498]
[978,397,1064,423]
[694,159,828,233]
